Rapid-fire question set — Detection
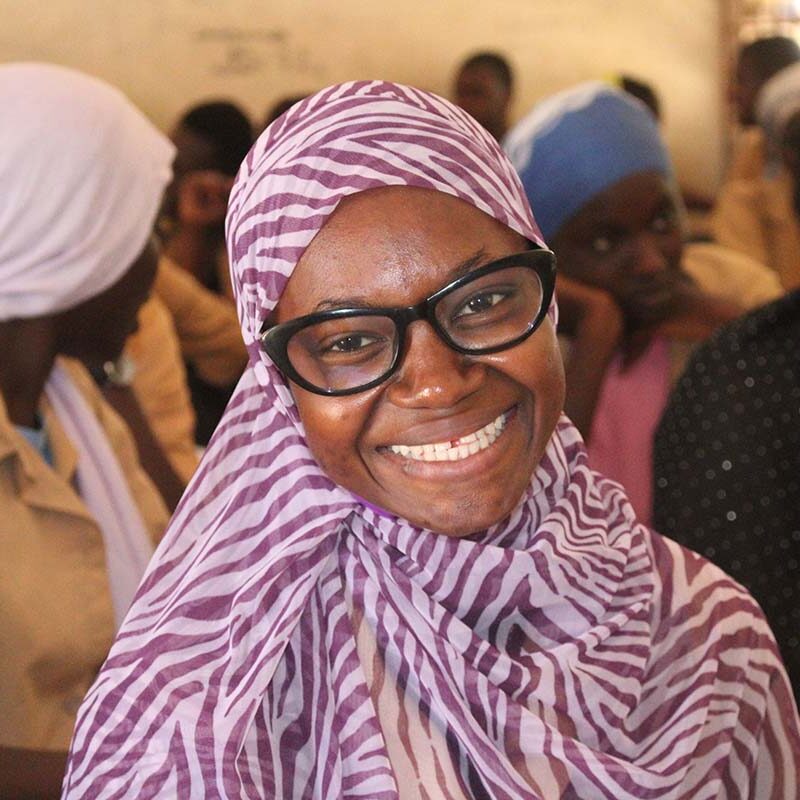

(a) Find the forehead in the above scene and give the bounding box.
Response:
[558,172,672,235]
[274,187,527,320]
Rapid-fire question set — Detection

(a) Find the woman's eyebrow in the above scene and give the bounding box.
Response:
[312,296,374,312]
[311,248,491,313]
[450,248,489,279]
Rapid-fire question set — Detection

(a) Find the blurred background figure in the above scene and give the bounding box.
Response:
[712,35,800,290]
[452,50,513,142]
[615,72,714,231]
[729,35,800,161]
[654,61,800,704]
[616,73,661,119]
[0,62,172,798]
[161,99,254,298]
[156,100,253,444]
[505,83,781,524]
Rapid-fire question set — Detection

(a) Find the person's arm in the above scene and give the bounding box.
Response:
[0,746,67,800]
[100,382,185,512]
[710,179,768,265]
[648,277,744,343]
[556,275,624,439]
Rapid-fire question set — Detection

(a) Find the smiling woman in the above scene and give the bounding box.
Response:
[63,81,799,799]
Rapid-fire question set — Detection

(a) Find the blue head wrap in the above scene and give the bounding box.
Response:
[504,82,672,240]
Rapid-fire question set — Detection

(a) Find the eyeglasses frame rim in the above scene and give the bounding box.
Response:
[259,247,557,396]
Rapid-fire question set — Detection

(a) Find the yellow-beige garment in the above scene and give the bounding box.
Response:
[127,292,198,484]
[709,127,800,291]
[152,256,247,388]
[672,240,784,375]
[124,255,248,482]
[0,358,168,751]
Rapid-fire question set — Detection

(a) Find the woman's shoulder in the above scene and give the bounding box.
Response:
[645,528,782,669]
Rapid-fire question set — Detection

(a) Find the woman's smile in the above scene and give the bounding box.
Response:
[383,407,511,462]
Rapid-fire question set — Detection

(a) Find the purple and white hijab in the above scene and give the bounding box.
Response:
[63,81,799,799]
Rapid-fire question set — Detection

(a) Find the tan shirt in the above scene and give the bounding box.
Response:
[726,126,766,182]
[0,359,168,751]
[711,167,800,292]
[125,255,248,482]
[153,256,247,387]
[127,293,198,484]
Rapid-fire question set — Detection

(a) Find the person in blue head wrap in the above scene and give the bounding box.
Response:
[505,82,782,524]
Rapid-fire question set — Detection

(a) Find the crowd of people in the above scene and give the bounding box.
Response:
[1,35,799,799]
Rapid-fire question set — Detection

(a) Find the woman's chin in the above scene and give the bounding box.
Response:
[380,487,523,538]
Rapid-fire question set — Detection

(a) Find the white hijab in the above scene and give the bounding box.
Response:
[0,62,174,320]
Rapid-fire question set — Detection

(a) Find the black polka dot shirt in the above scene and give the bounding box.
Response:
[654,289,800,703]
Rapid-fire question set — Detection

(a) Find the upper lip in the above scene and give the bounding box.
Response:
[379,405,513,448]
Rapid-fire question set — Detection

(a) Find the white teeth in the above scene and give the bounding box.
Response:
[388,412,508,462]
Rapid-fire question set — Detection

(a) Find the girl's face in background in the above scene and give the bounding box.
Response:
[552,171,685,332]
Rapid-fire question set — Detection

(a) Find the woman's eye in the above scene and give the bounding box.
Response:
[590,236,612,254]
[457,290,508,317]
[324,334,378,353]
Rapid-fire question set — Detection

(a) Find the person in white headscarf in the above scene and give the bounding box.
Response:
[0,62,174,797]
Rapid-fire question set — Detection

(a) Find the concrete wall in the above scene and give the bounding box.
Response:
[0,0,724,192]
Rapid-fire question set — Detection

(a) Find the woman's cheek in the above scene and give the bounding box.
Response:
[295,394,371,486]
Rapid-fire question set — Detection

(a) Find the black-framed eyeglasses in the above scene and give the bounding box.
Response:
[259,248,556,396]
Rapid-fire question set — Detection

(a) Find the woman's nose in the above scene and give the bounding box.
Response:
[384,321,485,408]
[631,232,670,276]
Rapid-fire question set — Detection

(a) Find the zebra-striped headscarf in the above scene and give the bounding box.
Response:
[64,81,799,799]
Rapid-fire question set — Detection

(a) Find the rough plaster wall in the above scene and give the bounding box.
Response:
[0,0,723,192]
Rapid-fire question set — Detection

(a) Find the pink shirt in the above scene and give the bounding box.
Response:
[587,336,672,526]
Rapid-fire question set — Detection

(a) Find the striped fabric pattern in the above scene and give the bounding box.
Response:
[63,81,799,799]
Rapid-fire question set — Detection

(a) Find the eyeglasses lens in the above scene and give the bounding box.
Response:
[286,264,543,393]
[286,314,398,393]
[435,265,543,350]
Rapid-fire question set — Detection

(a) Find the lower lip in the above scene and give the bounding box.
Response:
[379,405,519,477]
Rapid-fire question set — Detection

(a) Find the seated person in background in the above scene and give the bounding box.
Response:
[65,81,798,800]
[161,99,254,298]
[654,99,800,704]
[157,100,254,443]
[452,50,513,142]
[505,82,782,523]
[724,35,800,181]
[712,36,800,290]
[0,62,172,798]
